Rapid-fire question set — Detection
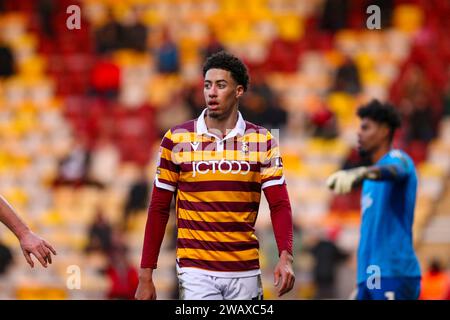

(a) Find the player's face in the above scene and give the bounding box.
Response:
[204,68,244,119]
[357,118,389,156]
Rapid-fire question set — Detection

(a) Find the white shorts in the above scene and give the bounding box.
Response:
[177,270,264,300]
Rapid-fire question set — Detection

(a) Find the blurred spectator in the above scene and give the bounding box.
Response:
[184,80,206,120]
[443,69,450,117]
[397,66,432,103]
[265,37,300,73]
[112,105,157,165]
[341,148,373,170]
[155,27,180,74]
[419,259,450,300]
[55,137,92,187]
[402,93,435,143]
[332,56,361,94]
[37,0,55,38]
[95,9,122,54]
[395,64,437,115]
[240,70,287,129]
[85,209,113,254]
[123,168,150,226]
[104,230,139,300]
[201,29,225,60]
[0,42,15,78]
[308,227,349,299]
[308,102,338,139]
[320,0,348,32]
[157,89,192,136]
[90,53,121,99]
[121,7,148,52]
[0,241,13,275]
[88,134,120,187]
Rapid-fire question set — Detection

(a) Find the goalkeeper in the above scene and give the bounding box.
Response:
[327,100,421,300]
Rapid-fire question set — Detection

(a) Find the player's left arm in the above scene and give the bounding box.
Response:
[363,156,411,181]
[0,195,57,268]
[263,184,295,297]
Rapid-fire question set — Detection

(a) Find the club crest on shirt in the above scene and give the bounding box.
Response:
[361,192,373,214]
[241,141,249,154]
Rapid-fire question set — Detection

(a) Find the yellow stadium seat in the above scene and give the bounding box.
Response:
[418,162,445,179]
[178,37,201,63]
[393,4,424,33]
[222,20,254,45]
[0,13,27,43]
[113,49,147,67]
[275,14,303,41]
[18,56,47,77]
[16,286,67,300]
[327,92,357,125]
[324,50,345,69]
[40,210,64,227]
[9,33,38,55]
[2,187,29,207]
[282,153,303,174]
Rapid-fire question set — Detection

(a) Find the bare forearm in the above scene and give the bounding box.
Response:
[139,268,154,280]
[0,196,30,239]
[279,250,294,262]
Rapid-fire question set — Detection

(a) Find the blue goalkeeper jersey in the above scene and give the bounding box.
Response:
[357,149,421,284]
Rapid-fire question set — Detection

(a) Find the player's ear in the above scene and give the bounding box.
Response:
[380,124,390,141]
[235,85,244,99]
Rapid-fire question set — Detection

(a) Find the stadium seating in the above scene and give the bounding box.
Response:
[0,0,449,299]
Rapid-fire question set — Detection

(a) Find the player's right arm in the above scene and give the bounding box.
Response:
[136,129,180,300]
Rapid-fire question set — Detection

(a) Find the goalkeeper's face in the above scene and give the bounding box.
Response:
[204,68,244,120]
[357,118,390,157]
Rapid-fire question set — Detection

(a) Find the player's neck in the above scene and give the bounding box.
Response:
[205,107,239,139]
[371,143,391,163]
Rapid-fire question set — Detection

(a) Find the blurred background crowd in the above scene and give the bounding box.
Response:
[0,0,449,299]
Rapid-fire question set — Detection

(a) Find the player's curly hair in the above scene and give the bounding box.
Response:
[202,51,250,91]
[357,99,402,141]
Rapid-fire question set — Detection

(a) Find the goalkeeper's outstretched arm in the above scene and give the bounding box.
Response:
[327,163,409,194]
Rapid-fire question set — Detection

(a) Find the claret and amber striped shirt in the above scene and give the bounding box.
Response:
[154,108,285,277]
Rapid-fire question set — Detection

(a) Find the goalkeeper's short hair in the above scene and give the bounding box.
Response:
[357,99,401,142]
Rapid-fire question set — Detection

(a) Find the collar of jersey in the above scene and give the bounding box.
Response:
[195,107,246,141]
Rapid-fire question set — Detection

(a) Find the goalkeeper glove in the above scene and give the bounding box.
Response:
[326,166,370,194]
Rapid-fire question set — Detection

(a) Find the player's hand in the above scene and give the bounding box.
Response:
[135,269,157,300]
[19,231,57,268]
[273,251,295,297]
[326,166,369,194]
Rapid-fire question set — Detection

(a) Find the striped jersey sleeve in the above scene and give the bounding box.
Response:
[154,129,180,192]
[260,131,285,189]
